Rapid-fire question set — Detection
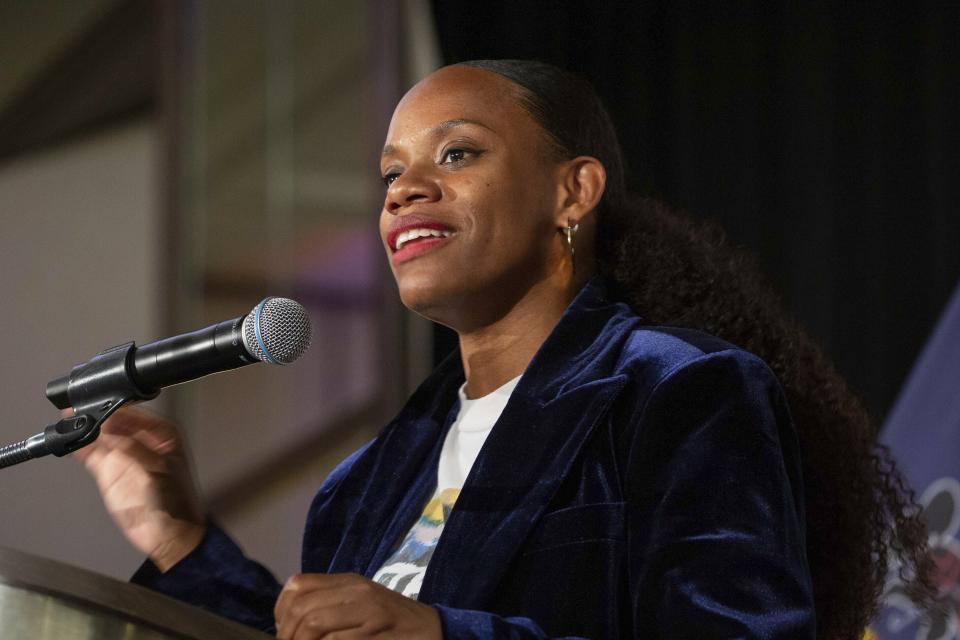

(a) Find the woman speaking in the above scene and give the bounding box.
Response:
[77,60,932,639]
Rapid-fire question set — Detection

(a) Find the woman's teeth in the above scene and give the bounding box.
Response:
[395,228,452,250]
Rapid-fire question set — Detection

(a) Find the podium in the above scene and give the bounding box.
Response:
[0,546,272,639]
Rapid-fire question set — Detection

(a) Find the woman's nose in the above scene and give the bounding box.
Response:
[384,167,441,213]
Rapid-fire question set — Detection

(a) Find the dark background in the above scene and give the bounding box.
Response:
[431,1,960,421]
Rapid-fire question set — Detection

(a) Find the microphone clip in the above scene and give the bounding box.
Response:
[0,342,158,469]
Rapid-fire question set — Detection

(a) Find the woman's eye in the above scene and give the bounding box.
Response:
[382,172,400,187]
[440,148,475,165]
[443,149,466,163]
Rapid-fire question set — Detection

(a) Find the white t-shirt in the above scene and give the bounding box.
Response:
[372,375,522,599]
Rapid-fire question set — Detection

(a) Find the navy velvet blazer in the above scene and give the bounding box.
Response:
[133,278,816,638]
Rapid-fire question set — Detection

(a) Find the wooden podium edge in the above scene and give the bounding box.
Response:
[0,546,272,639]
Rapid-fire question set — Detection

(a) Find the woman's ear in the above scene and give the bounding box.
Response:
[554,156,606,227]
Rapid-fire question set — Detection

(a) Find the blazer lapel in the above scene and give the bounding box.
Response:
[324,359,463,576]
[418,375,626,607]
[416,277,637,606]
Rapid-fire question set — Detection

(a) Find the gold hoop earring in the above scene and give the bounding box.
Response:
[563,222,579,274]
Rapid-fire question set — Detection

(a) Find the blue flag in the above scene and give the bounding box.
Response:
[871,280,960,640]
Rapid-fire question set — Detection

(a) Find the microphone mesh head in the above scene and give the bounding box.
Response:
[242,297,312,365]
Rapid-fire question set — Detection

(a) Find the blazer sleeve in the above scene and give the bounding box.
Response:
[128,439,379,633]
[625,349,815,637]
[434,349,815,639]
[130,523,283,633]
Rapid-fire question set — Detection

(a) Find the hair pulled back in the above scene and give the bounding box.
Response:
[460,58,934,639]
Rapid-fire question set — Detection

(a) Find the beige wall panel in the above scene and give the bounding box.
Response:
[0,120,160,579]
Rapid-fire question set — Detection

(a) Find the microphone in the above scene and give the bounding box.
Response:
[45,296,313,411]
[0,297,312,469]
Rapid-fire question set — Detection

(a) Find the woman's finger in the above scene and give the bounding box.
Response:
[285,600,368,640]
[98,406,181,453]
[278,594,368,639]
[72,432,137,471]
[275,573,365,626]
[71,438,105,466]
[66,406,178,466]
[99,432,169,468]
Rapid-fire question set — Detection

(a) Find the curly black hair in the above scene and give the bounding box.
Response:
[461,58,935,639]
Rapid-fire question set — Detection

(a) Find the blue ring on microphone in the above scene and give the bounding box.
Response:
[254,298,278,364]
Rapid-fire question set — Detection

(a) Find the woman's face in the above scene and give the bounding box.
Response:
[379,65,567,331]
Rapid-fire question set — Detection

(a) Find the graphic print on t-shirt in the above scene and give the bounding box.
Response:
[372,487,460,599]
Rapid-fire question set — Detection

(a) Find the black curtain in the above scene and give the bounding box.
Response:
[430,1,960,420]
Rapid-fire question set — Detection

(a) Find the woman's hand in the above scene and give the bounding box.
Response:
[73,405,206,571]
[274,573,442,639]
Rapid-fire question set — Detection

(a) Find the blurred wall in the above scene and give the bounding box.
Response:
[0,120,159,579]
[168,0,387,582]
[0,0,115,108]
[0,0,439,585]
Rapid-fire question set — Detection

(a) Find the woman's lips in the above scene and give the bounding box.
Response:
[387,219,453,251]
[391,233,453,265]
[386,217,456,265]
